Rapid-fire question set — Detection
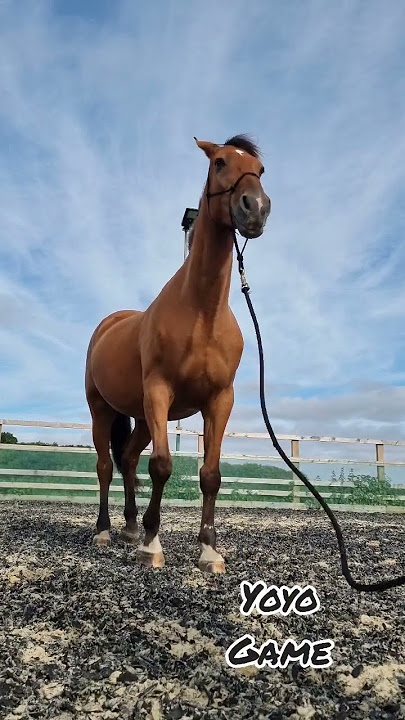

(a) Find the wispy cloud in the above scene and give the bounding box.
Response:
[0,0,405,454]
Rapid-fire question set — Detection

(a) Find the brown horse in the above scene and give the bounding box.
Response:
[85,134,271,573]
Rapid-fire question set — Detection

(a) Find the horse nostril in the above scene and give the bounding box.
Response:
[241,194,251,212]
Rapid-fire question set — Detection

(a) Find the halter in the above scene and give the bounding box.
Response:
[206,170,261,201]
[205,168,262,290]
[205,169,261,233]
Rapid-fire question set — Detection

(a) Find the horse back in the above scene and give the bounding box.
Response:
[87,310,142,352]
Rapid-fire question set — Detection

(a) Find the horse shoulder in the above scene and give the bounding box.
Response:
[223,308,244,353]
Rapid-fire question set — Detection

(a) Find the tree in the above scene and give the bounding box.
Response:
[331,470,337,483]
[1,431,18,444]
[338,467,345,485]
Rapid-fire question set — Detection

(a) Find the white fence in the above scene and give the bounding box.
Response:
[1,418,405,513]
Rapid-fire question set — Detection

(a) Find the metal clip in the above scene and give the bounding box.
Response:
[239,269,250,293]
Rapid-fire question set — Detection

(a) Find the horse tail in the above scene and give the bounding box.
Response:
[110,413,132,474]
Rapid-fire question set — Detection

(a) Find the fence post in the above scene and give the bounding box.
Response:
[175,423,181,453]
[197,433,204,506]
[0,421,2,443]
[376,443,385,482]
[291,439,300,506]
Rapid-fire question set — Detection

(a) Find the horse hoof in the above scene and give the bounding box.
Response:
[198,544,225,574]
[93,531,111,547]
[198,559,226,574]
[137,549,165,568]
[119,528,140,545]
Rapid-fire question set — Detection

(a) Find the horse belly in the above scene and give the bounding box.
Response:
[90,317,145,417]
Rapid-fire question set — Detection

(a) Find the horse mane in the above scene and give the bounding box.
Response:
[187,198,201,253]
[224,134,261,159]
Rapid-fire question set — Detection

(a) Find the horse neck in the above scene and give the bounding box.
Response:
[183,196,234,317]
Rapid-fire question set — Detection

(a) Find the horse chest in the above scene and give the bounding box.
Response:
[149,313,243,400]
[178,335,236,395]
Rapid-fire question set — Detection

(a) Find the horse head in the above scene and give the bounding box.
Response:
[195,134,271,239]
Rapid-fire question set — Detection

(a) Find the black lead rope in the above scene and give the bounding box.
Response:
[233,236,405,593]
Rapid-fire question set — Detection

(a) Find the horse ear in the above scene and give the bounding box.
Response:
[194,137,218,159]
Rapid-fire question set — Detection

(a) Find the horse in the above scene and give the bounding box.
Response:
[85,134,271,573]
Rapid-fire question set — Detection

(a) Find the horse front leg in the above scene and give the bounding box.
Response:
[198,387,234,574]
[137,380,173,568]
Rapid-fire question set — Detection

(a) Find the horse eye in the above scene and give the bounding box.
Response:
[259,166,265,176]
[214,158,226,171]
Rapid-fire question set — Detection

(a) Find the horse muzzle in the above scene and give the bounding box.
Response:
[233,192,271,239]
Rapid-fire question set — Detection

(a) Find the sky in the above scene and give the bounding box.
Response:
[1,0,405,473]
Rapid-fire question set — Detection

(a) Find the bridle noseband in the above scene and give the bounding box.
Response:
[205,169,262,286]
[206,170,262,232]
[206,170,261,201]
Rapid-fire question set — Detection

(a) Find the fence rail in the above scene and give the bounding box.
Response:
[1,418,405,513]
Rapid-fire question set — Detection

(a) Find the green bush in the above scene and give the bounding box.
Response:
[328,473,397,506]
[1,432,18,444]
[349,474,395,506]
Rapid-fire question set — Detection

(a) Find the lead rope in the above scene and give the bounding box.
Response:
[233,235,405,593]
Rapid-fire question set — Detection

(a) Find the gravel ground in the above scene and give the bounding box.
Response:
[0,501,404,720]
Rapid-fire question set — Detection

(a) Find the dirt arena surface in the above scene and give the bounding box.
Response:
[0,501,404,720]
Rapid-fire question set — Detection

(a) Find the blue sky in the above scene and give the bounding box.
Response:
[1,0,405,458]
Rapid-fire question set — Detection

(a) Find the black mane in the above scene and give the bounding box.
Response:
[224,134,260,158]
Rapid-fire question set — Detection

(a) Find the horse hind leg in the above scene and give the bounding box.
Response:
[116,419,151,545]
[90,401,117,547]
